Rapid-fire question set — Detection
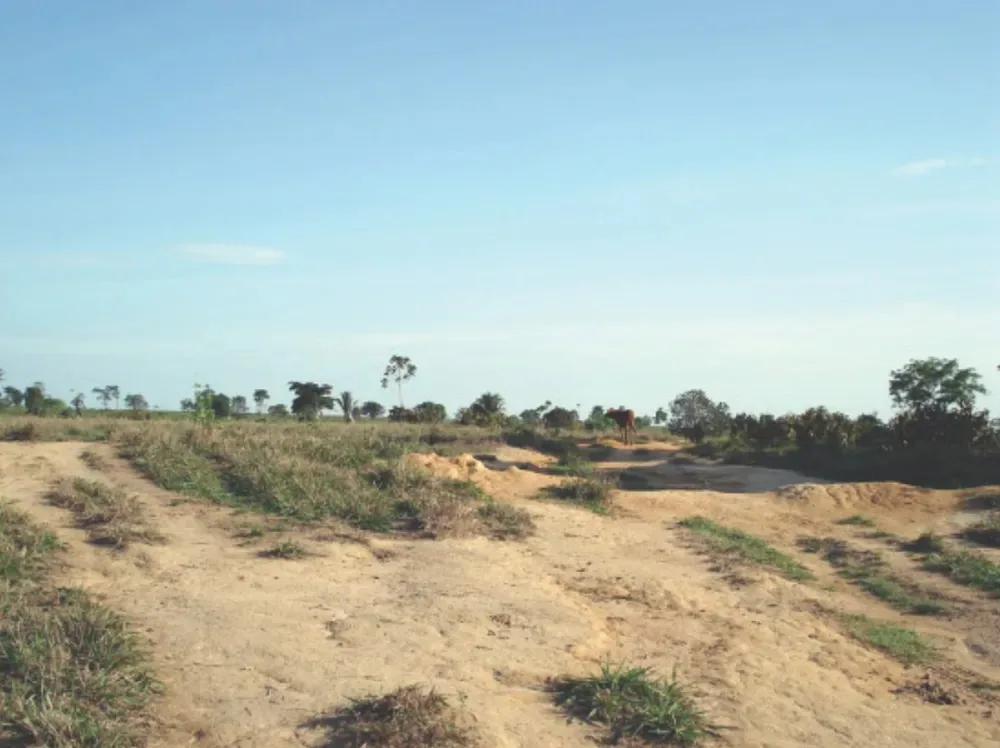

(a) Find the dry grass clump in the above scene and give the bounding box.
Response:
[47,477,163,549]
[0,502,158,747]
[301,684,477,748]
[111,420,532,539]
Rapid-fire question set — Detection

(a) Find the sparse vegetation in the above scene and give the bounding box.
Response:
[922,547,1000,597]
[798,537,945,615]
[0,502,158,746]
[548,661,717,746]
[839,613,935,665]
[47,477,162,549]
[836,514,876,527]
[301,684,476,748]
[679,516,813,581]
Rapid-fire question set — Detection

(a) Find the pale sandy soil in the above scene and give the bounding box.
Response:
[2,441,1000,747]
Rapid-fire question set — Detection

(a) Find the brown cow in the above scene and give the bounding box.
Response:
[605,407,636,446]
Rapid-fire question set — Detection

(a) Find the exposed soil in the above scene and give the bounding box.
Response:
[2,441,1000,747]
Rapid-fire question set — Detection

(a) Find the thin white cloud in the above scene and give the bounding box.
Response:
[178,244,287,266]
[891,157,988,177]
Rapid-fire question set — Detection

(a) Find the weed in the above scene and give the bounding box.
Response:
[47,477,162,549]
[840,613,935,665]
[259,539,308,559]
[679,516,813,581]
[961,512,1000,548]
[540,474,616,514]
[301,684,475,747]
[548,661,718,746]
[797,536,945,615]
[0,502,157,746]
[836,514,876,527]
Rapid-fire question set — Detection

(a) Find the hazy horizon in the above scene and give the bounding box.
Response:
[2,2,996,418]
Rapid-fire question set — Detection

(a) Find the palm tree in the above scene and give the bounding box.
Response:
[334,391,356,423]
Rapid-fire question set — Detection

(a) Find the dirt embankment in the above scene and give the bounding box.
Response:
[1,441,999,747]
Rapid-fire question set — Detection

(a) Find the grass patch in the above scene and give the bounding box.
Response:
[961,512,1000,548]
[0,502,158,746]
[301,684,476,747]
[922,547,1000,597]
[112,421,531,539]
[678,516,813,581]
[259,539,308,559]
[798,536,945,615]
[547,661,718,746]
[47,477,162,549]
[840,613,935,665]
[0,417,110,443]
[539,474,616,514]
[835,514,876,527]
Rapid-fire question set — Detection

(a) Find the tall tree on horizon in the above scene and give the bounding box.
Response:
[92,386,112,409]
[288,381,334,420]
[253,389,270,414]
[381,355,417,408]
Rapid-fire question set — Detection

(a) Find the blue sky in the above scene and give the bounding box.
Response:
[1,1,997,417]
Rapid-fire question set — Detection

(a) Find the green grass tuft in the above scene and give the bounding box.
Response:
[835,514,876,527]
[679,516,813,581]
[548,661,718,746]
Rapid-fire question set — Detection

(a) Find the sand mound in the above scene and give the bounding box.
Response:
[776,482,959,515]
[406,452,489,481]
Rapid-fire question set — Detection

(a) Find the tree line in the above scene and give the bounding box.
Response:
[2,356,997,459]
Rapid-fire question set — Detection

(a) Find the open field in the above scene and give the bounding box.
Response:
[2,415,1000,746]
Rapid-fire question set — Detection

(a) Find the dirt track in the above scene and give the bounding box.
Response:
[2,440,1000,747]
